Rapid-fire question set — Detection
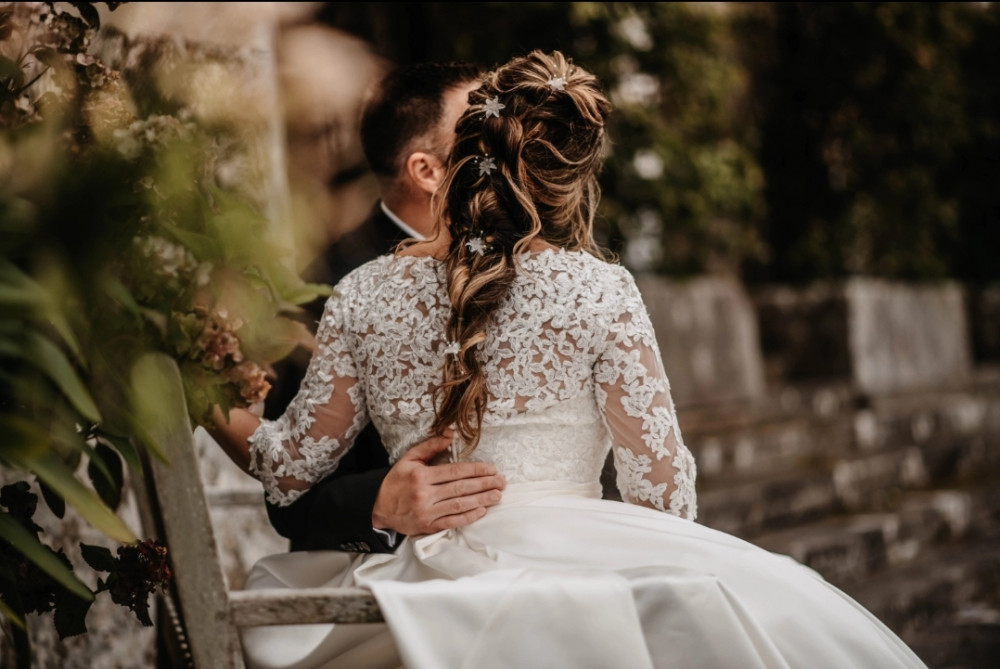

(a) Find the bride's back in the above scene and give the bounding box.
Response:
[336,248,638,484]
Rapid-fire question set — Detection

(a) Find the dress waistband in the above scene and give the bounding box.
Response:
[496,480,603,506]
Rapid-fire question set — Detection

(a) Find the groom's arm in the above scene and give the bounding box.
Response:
[266,422,396,552]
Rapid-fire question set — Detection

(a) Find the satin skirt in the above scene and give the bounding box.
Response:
[240,482,927,669]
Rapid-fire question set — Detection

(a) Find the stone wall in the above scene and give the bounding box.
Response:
[754,278,973,395]
[637,275,766,408]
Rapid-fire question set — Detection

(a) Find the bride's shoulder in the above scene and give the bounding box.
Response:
[538,248,633,282]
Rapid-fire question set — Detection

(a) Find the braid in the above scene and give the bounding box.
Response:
[431,50,613,453]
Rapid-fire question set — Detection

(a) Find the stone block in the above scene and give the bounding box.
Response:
[636,275,766,408]
[969,283,1000,362]
[848,279,972,395]
[696,466,838,537]
[754,279,973,396]
[753,284,852,383]
[684,411,852,483]
[753,514,893,585]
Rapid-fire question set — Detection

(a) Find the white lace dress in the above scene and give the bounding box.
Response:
[239,249,926,669]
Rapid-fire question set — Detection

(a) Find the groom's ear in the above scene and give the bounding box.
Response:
[405,151,446,195]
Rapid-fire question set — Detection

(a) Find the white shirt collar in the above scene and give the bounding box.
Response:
[381,201,425,241]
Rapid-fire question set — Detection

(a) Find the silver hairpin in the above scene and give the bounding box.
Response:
[546,75,567,91]
[477,155,497,177]
[482,96,505,118]
[465,236,488,256]
[443,341,460,356]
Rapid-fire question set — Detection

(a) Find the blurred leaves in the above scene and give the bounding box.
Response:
[0,0,327,655]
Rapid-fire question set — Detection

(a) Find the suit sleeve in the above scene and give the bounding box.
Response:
[265,422,398,553]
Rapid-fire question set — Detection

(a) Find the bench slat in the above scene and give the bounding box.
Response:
[229,588,384,626]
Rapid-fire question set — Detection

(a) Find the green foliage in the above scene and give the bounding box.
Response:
[324,1,998,282]
[739,2,999,283]
[0,1,326,657]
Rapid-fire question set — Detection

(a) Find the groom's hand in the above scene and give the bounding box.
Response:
[371,433,505,536]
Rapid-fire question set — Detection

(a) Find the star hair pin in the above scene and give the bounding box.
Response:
[477,155,497,177]
[482,96,505,119]
[465,236,489,256]
[546,75,567,91]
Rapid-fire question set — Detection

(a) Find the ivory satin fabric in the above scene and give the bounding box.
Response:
[240,482,927,669]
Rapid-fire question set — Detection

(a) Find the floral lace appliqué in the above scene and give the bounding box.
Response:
[247,249,697,520]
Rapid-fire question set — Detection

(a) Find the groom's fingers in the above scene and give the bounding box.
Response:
[434,487,503,516]
[402,433,454,461]
[373,432,505,535]
[430,505,489,532]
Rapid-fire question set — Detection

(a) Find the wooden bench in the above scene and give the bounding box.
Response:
[132,352,383,669]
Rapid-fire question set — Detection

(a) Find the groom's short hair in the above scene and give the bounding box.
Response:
[360,61,482,180]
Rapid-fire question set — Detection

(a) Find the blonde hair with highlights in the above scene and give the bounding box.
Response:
[429,50,614,452]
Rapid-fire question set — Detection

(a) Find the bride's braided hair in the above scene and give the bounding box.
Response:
[430,50,613,452]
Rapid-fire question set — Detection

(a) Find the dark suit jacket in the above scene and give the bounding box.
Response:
[263,203,413,552]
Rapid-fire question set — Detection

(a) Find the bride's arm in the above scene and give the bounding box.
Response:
[208,292,369,507]
[594,270,697,520]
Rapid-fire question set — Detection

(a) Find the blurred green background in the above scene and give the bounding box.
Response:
[317,1,1000,284]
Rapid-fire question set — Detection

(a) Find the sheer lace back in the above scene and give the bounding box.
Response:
[248,249,697,519]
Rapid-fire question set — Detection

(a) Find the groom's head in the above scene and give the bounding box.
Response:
[360,61,482,230]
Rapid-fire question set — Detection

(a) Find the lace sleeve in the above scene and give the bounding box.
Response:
[247,290,369,507]
[594,270,697,520]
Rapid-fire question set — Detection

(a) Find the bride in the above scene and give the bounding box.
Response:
[209,50,927,669]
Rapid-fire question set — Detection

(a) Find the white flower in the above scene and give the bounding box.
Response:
[482,96,505,118]
[465,236,488,255]
[546,76,567,91]
[477,156,497,177]
[443,341,461,356]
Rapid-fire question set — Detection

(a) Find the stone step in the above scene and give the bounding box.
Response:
[902,609,1000,669]
[683,411,852,483]
[680,379,1000,487]
[696,463,839,537]
[838,538,1000,646]
[749,481,1000,586]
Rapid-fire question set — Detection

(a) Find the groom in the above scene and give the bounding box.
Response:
[262,61,501,553]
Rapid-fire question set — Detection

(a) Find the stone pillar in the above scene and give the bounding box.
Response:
[847,279,971,395]
[754,279,973,396]
[636,275,767,408]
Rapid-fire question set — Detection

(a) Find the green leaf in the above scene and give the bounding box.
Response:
[0,513,93,601]
[0,481,42,534]
[4,450,137,544]
[0,332,102,423]
[0,261,83,361]
[97,433,142,472]
[0,54,23,80]
[130,353,195,465]
[0,595,25,630]
[99,275,142,317]
[0,417,50,472]
[79,543,116,573]
[86,442,123,511]
[38,479,66,520]
[53,587,93,639]
[67,2,101,29]
[30,47,60,69]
